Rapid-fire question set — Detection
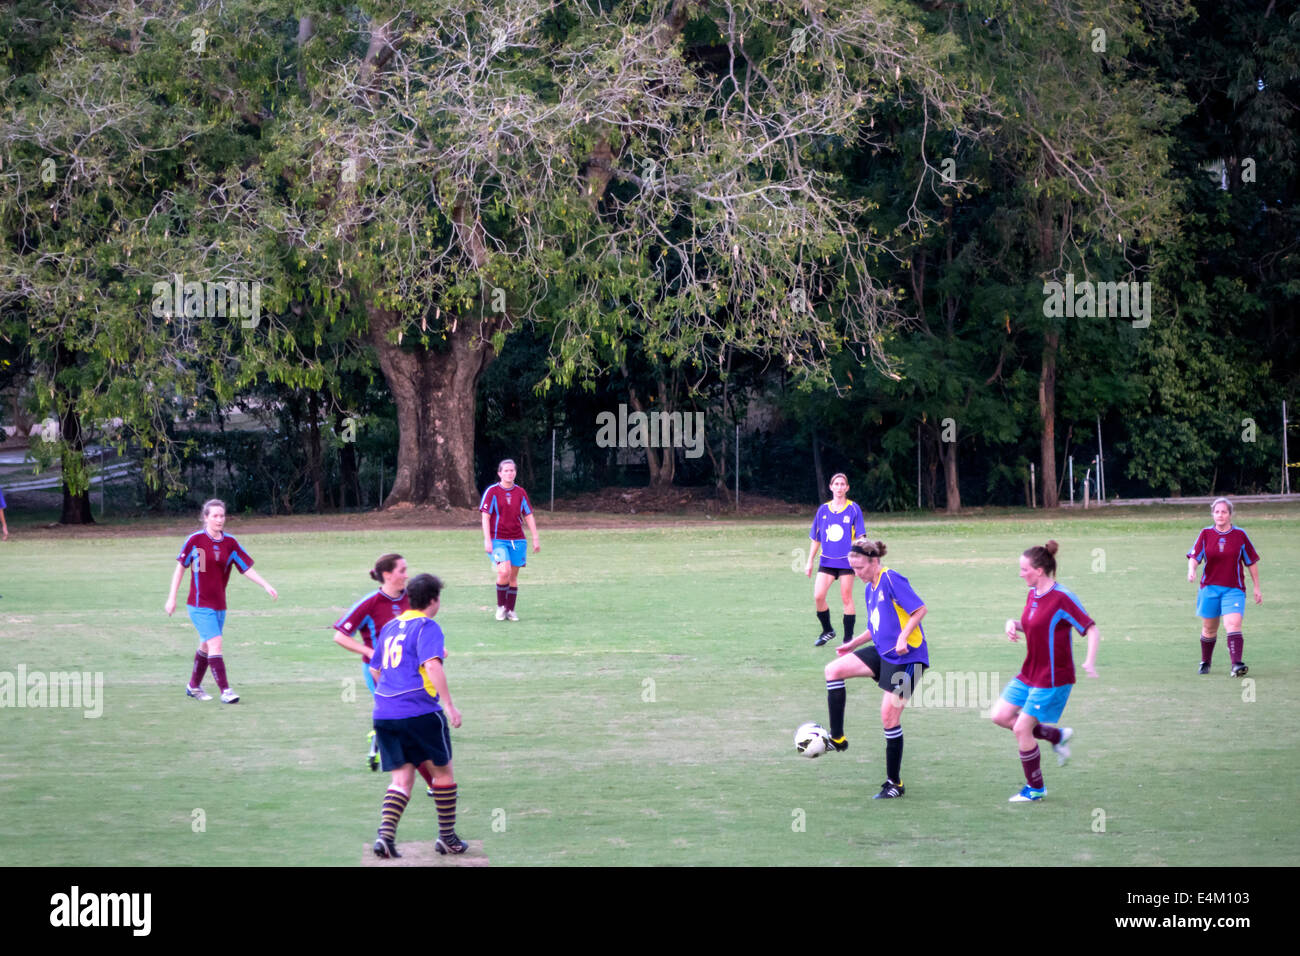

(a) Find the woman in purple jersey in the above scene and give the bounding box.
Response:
[992,540,1099,803]
[1186,498,1261,677]
[805,474,867,646]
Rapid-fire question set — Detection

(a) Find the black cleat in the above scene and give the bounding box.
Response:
[434,833,469,855]
[873,780,905,799]
[427,787,436,797]
[1197,661,1210,675]
[828,736,849,753]
[373,835,401,859]
[814,630,837,647]
[1230,662,1249,677]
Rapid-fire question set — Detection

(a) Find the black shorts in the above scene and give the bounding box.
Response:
[852,643,927,700]
[374,711,452,771]
[818,565,853,579]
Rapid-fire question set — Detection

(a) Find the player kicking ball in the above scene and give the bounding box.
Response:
[369,573,468,858]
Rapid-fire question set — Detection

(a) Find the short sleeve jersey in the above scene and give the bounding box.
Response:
[480,483,532,540]
[332,589,409,651]
[809,501,867,569]
[1018,583,1095,688]
[371,611,447,720]
[1187,526,1259,590]
[866,568,928,666]
[176,531,253,611]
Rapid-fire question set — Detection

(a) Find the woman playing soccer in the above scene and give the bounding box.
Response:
[480,459,540,621]
[164,499,277,703]
[369,573,467,859]
[806,473,867,647]
[823,538,928,799]
[1187,497,1261,677]
[991,540,1099,802]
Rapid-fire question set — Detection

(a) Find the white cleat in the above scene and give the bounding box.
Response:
[1053,727,1073,766]
[505,610,519,621]
[495,606,506,621]
[186,685,212,701]
[220,688,240,704]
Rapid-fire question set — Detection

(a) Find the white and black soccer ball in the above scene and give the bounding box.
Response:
[794,721,830,758]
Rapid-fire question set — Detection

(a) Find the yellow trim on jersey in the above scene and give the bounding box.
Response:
[419,661,442,702]
[395,609,424,622]
[825,498,856,514]
[881,568,925,648]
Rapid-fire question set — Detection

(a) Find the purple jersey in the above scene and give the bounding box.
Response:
[332,589,408,651]
[176,531,253,611]
[1187,526,1259,590]
[866,568,928,665]
[480,483,532,540]
[1018,583,1095,688]
[809,500,867,569]
[371,612,446,719]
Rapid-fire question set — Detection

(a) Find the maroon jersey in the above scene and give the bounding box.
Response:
[1187,526,1259,590]
[176,531,254,611]
[332,589,409,650]
[479,482,533,540]
[1018,583,1095,689]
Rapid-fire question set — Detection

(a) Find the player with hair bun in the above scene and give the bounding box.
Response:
[164,499,277,703]
[1187,497,1261,677]
[992,540,1099,803]
[823,538,929,800]
[331,553,432,792]
[806,473,867,646]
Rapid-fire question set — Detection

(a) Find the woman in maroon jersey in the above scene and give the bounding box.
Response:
[164,499,277,703]
[1186,497,1261,677]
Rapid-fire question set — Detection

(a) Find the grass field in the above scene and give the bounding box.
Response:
[2,506,1298,866]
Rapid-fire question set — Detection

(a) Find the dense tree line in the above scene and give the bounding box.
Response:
[1,1,1295,520]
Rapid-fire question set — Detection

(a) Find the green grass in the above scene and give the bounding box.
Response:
[1,508,1297,866]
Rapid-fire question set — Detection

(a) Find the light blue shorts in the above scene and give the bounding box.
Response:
[363,657,377,696]
[491,538,528,568]
[1001,678,1073,725]
[186,606,226,644]
[1196,585,1246,619]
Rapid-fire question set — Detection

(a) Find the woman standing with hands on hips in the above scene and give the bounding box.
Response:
[991,540,1098,803]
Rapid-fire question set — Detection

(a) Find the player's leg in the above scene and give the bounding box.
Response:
[838,572,856,645]
[812,572,836,645]
[825,647,876,750]
[374,756,415,858]
[185,608,219,699]
[1197,584,1223,674]
[504,546,523,620]
[875,682,910,799]
[493,542,511,619]
[204,625,238,702]
[1009,711,1046,800]
[1223,604,1247,676]
[364,660,379,771]
[425,712,467,853]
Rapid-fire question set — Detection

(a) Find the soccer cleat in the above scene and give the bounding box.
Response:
[1009,785,1046,802]
[220,689,240,704]
[186,685,212,701]
[367,731,379,772]
[813,630,837,647]
[495,606,506,621]
[828,736,849,753]
[427,787,436,798]
[505,610,520,621]
[372,835,401,859]
[873,780,905,799]
[434,833,469,855]
[1053,727,1073,767]
[1230,662,1248,677]
[1197,661,1211,675]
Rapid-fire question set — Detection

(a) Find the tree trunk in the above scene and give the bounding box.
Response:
[366,305,493,509]
[938,434,961,513]
[811,424,825,502]
[307,389,324,513]
[335,409,359,509]
[55,344,93,525]
[1038,329,1060,508]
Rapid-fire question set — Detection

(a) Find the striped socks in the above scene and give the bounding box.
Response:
[378,787,410,843]
[884,725,903,783]
[1020,746,1044,789]
[826,680,846,739]
[431,784,458,842]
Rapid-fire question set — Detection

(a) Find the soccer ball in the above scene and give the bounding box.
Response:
[794,721,830,758]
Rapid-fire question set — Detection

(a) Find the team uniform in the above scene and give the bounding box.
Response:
[853,568,929,698]
[809,499,867,644]
[1187,525,1259,674]
[480,481,533,616]
[333,589,409,694]
[176,530,254,699]
[370,611,462,856]
[1001,583,1094,800]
